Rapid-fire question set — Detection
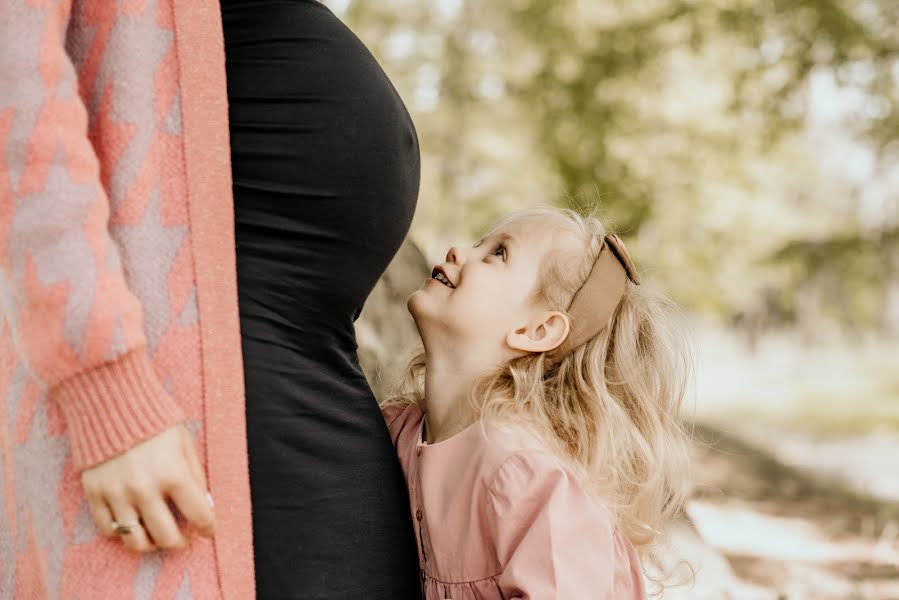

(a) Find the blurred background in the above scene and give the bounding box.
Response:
[326,0,899,597]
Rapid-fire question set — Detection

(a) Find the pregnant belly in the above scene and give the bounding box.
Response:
[223,0,420,334]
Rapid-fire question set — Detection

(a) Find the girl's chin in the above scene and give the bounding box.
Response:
[409,280,449,303]
[406,291,448,328]
[406,289,433,317]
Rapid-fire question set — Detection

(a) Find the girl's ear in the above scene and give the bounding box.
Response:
[506,311,570,353]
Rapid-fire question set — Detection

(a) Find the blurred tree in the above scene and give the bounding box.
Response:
[717,0,898,148]
[333,0,898,331]
[507,0,897,229]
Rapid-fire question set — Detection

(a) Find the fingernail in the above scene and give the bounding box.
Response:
[206,491,215,508]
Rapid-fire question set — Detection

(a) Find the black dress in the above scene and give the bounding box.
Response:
[221,1,422,597]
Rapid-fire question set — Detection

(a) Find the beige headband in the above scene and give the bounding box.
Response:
[544,233,641,365]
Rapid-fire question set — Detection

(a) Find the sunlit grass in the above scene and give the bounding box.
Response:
[703,390,899,436]
[688,321,899,436]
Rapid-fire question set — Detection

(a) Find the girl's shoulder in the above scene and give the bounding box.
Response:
[478,422,616,526]
[380,400,423,449]
[480,419,561,463]
[485,445,593,509]
[473,420,581,493]
[380,399,421,427]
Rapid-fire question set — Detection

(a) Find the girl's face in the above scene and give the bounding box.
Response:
[408,216,576,361]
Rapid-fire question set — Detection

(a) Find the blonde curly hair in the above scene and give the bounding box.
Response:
[385,207,692,584]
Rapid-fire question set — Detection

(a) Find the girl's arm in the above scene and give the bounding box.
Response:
[488,451,646,599]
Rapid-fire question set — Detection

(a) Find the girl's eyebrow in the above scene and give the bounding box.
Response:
[498,233,517,246]
[475,232,517,248]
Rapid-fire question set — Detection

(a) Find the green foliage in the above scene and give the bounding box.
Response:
[507,0,694,232]
[506,0,897,228]
[764,226,899,329]
[716,0,898,147]
[333,0,898,329]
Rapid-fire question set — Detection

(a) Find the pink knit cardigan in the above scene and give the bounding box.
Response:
[0,1,254,597]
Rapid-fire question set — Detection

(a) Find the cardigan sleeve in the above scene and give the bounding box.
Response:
[487,451,646,600]
[0,1,184,471]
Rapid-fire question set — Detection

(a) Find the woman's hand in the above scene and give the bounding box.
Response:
[81,423,216,553]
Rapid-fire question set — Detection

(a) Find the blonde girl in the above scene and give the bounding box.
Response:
[382,207,691,599]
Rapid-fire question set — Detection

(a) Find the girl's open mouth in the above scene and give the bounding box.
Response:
[430,266,456,288]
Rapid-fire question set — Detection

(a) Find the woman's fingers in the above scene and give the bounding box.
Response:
[107,495,156,553]
[79,424,216,553]
[137,494,189,550]
[180,427,210,500]
[86,494,117,537]
[168,474,216,538]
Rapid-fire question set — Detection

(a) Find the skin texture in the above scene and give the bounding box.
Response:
[407,215,578,444]
[80,423,216,553]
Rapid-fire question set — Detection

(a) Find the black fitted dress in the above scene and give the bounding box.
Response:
[221,1,422,597]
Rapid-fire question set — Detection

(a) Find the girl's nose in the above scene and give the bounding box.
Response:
[446,246,465,265]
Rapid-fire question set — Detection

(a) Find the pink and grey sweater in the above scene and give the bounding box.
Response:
[0,0,255,597]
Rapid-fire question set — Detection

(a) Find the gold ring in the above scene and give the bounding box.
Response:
[111,520,141,535]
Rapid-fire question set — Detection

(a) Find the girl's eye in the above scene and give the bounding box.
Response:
[492,244,506,259]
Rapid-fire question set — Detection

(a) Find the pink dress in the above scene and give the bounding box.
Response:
[383,402,648,599]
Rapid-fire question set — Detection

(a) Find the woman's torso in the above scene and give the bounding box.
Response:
[225,0,420,356]
[222,1,422,597]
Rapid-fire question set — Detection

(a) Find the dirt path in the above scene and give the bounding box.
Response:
[667,424,899,599]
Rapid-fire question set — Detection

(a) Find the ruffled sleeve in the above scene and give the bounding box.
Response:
[379,401,424,480]
[486,450,646,600]
[380,401,421,445]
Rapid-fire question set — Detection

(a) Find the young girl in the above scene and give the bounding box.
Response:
[381,207,692,599]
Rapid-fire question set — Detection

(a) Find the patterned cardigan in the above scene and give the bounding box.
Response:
[0,1,255,597]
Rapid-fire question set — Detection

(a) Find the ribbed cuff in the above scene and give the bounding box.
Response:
[49,348,186,471]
